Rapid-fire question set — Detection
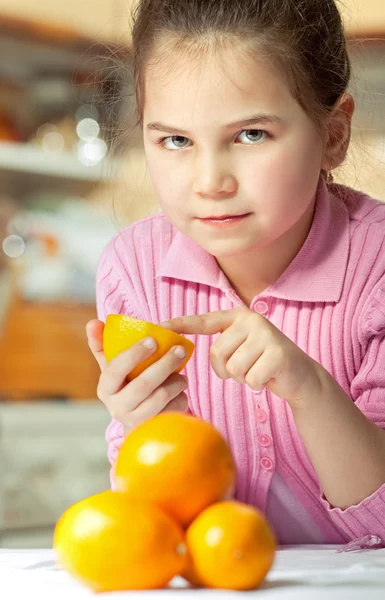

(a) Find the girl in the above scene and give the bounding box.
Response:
[86,0,385,545]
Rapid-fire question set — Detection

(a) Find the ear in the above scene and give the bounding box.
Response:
[321,93,355,172]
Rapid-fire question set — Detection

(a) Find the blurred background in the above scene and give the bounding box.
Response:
[0,0,384,548]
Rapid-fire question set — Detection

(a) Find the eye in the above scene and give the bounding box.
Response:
[237,129,267,145]
[162,136,192,150]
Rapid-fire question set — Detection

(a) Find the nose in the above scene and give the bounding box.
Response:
[192,153,237,199]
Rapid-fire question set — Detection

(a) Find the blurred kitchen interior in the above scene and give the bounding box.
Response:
[0,1,384,548]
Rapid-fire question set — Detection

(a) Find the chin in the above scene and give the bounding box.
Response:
[202,238,258,258]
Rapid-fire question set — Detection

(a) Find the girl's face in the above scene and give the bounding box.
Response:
[142,46,326,259]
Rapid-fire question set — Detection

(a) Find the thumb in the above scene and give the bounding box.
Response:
[86,319,108,371]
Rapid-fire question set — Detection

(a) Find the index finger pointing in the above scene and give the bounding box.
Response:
[161,310,237,335]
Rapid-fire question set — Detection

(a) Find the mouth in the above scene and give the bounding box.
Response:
[198,213,252,226]
[201,214,246,220]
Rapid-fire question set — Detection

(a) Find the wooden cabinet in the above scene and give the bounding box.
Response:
[0,293,100,401]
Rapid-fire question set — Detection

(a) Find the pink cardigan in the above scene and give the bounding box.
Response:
[97,177,385,545]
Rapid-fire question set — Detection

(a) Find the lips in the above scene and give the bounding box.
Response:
[200,214,250,220]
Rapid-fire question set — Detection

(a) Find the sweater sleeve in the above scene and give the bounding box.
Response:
[320,277,385,541]
[96,247,142,490]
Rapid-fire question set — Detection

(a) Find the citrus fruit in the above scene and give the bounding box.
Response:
[115,412,236,526]
[103,314,195,380]
[185,501,277,590]
[53,490,187,592]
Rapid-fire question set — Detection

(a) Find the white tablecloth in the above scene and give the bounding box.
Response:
[1,546,385,599]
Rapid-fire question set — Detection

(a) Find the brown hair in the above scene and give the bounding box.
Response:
[130,0,351,136]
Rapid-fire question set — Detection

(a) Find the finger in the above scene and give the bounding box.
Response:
[124,345,188,409]
[86,319,108,371]
[245,349,280,391]
[209,324,248,380]
[225,337,264,383]
[120,379,188,428]
[97,338,158,399]
[161,310,237,335]
[124,393,188,435]
[160,392,188,413]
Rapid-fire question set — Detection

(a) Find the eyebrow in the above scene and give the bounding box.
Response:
[146,114,282,136]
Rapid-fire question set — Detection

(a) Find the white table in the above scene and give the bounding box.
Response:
[1,546,385,599]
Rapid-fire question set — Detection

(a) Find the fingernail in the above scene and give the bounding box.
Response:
[142,337,157,349]
[174,346,187,359]
[160,321,171,328]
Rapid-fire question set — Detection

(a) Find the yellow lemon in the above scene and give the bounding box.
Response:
[103,314,194,380]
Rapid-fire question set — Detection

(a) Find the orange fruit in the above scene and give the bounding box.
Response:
[115,412,236,527]
[185,501,277,590]
[103,314,194,380]
[53,490,187,592]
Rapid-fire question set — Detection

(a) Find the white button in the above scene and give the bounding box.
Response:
[254,301,269,315]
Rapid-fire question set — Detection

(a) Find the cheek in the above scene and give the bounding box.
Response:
[145,150,175,201]
[246,135,323,216]
[145,151,189,222]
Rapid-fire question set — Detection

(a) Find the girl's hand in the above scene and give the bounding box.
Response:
[163,307,322,410]
[85,319,189,432]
